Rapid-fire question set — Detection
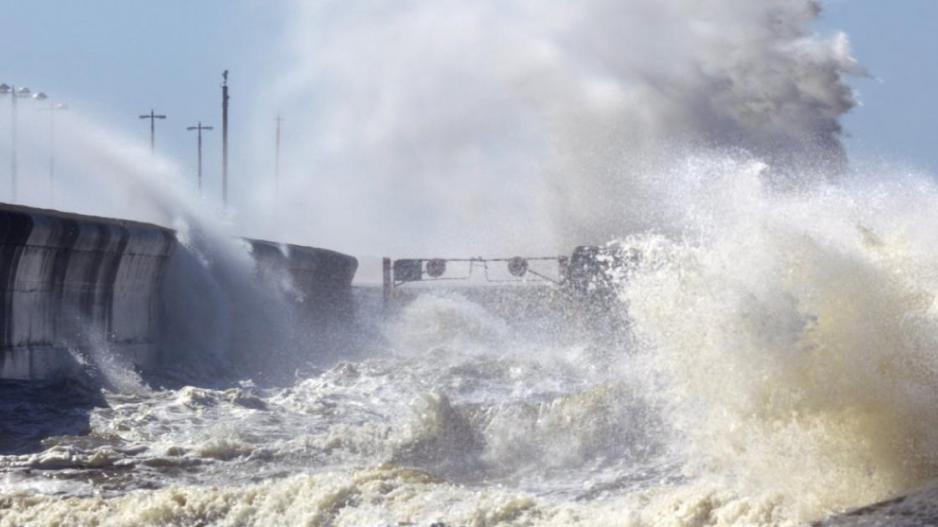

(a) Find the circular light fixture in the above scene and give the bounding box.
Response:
[507,257,528,277]
[425,258,447,278]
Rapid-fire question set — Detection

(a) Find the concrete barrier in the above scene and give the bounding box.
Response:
[0,204,359,382]
[248,239,358,304]
[0,204,175,379]
[156,236,360,385]
[235,240,359,383]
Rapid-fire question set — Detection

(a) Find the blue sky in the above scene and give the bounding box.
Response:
[0,0,280,204]
[1,0,936,209]
[817,0,938,175]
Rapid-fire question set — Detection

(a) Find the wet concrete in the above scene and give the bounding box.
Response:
[0,204,358,382]
[0,204,174,379]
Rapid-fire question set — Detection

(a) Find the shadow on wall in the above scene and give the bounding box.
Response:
[0,204,174,382]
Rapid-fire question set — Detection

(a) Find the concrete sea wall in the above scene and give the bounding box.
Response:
[0,204,358,381]
[0,204,175,379]
[234,240,358,382]
[248,240,358,304]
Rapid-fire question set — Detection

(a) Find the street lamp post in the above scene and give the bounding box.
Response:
[138,109,166,155]
[1,83,48,202]
[41,101,68,207]
[186,122,213,193]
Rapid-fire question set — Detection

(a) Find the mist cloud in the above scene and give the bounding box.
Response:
[249,0,859,255]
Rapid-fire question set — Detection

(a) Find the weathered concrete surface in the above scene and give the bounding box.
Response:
[0,204,175,379]
[239,240,359,382]
[155,237,360,385]
[0,204,359,383]
[248,239,358,303]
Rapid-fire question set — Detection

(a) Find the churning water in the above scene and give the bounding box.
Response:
[5,158,938,526]
[3,1,936,524]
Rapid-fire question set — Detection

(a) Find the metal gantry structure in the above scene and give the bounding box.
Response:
[381,255,569,304]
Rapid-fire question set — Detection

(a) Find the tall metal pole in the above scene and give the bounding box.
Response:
[2,84,45,202]
[187,122,213,193]
[198,125,203,192]
[221,70,229,207]
[150,112,155,152]
[10,87,17,201]
[275,113,283,198]
[48,102,54,204]
[38,101,66,207]
[382,257,393,308]
[138,109,166,155]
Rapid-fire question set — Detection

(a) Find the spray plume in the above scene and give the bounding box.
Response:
[247,0,859,256]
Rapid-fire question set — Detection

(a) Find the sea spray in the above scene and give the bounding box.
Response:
[249,0,858,255]
[620,157,938,521]
[1,102,333,387]
[4,1,932,525]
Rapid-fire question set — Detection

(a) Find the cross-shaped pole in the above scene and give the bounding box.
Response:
[186,121,213,193]
[139,109,166,154]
